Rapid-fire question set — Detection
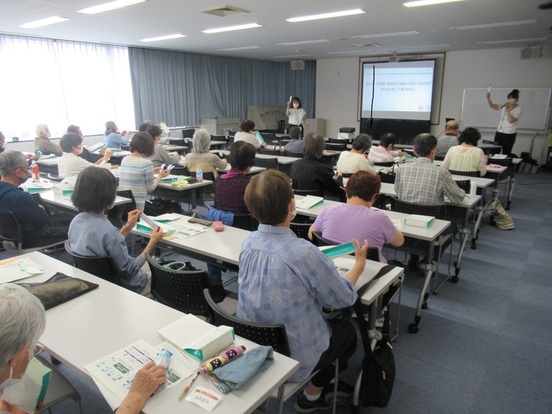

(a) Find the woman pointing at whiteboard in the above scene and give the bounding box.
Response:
[286,96,309,137]
[486,89,522,156]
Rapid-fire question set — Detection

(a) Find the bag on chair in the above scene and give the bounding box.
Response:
[489,199,515,230]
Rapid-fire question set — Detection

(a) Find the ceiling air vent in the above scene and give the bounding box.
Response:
[202,5,250,17]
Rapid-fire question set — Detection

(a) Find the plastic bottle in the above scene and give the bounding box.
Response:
[196,168,203,182]
[31,161,40,181]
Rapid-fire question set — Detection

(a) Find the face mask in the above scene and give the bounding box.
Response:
[0,366,21,392]
[289,200,297,220]
[508,98,516,105]
[46,132,51,138]
[293,103,299,109]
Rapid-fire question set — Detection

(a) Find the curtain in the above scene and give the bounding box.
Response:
[128,47,316,128]
[0,35,135,139]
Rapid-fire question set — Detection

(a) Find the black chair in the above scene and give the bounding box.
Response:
[259,131,276,144]
[328,137,348,144]
[378,171,396,184]
[293,189,318,196]
[36,355,82,414]
[147,255,238,321]
[107,189,136,227]
[47,172,63,182]
[203,289,339,414]
[259,147,281,156]
[325,143,347,152]
[211,134,226,142]
[290,221,312,241]
[454,180,471,194]
[64,241,120,285]
[284,150,304,158]
[233,213,258,231]
[0,211,65,255]
[373,161,394,167]
[448,169,481,177]
[182,128,195,138]
[391,199,457,294]
[255,157,279,170]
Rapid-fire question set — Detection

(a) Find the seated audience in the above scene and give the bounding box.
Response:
[67,124,103,163]
[309,171,404,263]
[441,127,487,177]
[368,132,407,163]
[0,131,5,153]
[118,132,169,210]
[0,151,71,248]
[58,133,112,178]
[182,129,227,176]
[336,133,376,175]
[138,120,152,132]
[436,120,460,159]
[146,125,182,167]
[69,167,164,295]
[238,169,368,411]
[34,124,62,156]
[233,120,266,149]
[103,121,130,149]
[0,283,167,414]
[283,126,303,155]
[291,133,341,197]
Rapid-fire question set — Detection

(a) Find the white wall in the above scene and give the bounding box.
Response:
[316,47,552,161]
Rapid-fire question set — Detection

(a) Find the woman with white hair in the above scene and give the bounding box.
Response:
[0,284,167,414]
[103,121,130,150]
[34,124,62,156]
[182,129,227,177]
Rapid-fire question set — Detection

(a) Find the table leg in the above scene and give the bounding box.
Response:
[408,242,436,334]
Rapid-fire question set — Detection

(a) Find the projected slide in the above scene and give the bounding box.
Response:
[361,60,435,121]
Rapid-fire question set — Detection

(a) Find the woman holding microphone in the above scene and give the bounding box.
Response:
[486,89,522,156]
[286,96,309,137]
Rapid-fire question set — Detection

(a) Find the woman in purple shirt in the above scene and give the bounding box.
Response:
[309,170,404,263]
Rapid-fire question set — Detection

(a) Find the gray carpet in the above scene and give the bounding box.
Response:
[7,170,551,413]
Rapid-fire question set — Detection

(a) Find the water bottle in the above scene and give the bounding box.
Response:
[196,168,203,182]
[31,161,40,182]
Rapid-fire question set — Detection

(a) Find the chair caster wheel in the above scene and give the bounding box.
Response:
[451,275,459,283]
[408,323,419,334]
[422,302,428,310]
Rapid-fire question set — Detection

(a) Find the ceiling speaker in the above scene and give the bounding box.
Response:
[521,46,542,59]
[290,60,305,70]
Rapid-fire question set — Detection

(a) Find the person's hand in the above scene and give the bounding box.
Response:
[158,168,170,178]
[353,239,369,261]
[486,91,491,99]
[103,149,113,161]
[126,209,141,227]
[287,99,292,107]
[118,362,167,414]
[153,166,162,174]
[150,226,164,243]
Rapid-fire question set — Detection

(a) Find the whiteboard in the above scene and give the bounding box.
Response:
[461,88,552,131]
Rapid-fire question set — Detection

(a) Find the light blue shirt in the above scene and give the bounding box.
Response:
[103,132,129,149]
[68,212,146,292]
[237,224,357,382]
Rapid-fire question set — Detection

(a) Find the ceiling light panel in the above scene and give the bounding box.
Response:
[77,0,147,15]
[19,16,70,29]
[404,0,464,7]
[352,31,420,39]
[287,9,365,23]
[449,20,537,31]
[140,34,186,42]
[277,39,329,46]
[202,23,262,34]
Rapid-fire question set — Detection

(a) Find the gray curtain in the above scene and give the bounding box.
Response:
[128,47,316,128]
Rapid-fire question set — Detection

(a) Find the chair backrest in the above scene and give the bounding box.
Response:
[188,163,218,179]
[373,161,394,167]
[454,179,471,193]
[328,137,348,144]
[255,157,279,170]
[115,189,136,219]
[233,213,258,231]
[284,150,304,158]
[147,255,212,319]
[31,193,53,215]
[392,198,447,219]
[47,172,63,182]
[293,189,318,196]
[259,132,276,143]
[64,241,120,284]
[182,128,195,138]
[277,120,286,133]
[378,171,396,184]
[259,147,281,156]
[489,157,514,178]
[341,172,354,178]
[290,221,312,241]
[325,142,347,152]
[448,169,481,177]
[170,166,191,176]
[211,134,226,142]
[0,211,23,253]
[203,289,291,356]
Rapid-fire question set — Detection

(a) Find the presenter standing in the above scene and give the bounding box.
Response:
[486,89,522,156]
[286,96,309,137]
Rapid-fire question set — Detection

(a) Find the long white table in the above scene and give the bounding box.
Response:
[19,252,299,414]
[296,197,451,333]
[151,178,214,211]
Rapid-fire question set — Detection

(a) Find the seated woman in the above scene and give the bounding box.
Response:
[34,123,62,156]
[441,127,487,177]
[69,167,164,295]
[103,121,130,149]
[58,132,112,178]
[118,132,169,210]
[336,133,376,175]
[368,132,408,164]
[146,124,182,167]
[283,126,303,155]
[308,171,404,263]
[290,133,341,197]
[233,119,266,149]
[182,129,227,177]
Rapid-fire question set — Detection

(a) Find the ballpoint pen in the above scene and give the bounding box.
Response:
[178,370,200,401]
